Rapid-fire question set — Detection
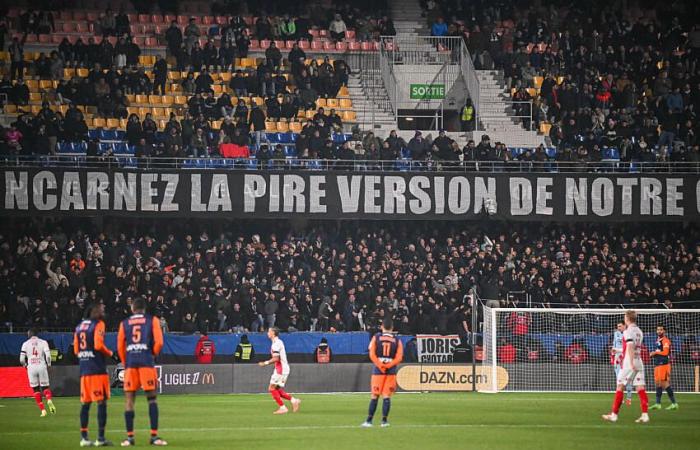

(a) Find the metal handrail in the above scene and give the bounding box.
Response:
[1,156,699,173]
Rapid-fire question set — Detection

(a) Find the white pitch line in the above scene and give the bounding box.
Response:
[0,423,682,436]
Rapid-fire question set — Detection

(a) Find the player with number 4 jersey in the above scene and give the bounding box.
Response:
[20,328,55,418]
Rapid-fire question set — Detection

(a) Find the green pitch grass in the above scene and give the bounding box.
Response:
[0,393,698,449]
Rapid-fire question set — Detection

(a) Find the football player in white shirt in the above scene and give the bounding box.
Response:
[602,310,650,423]
[611,322,633,406]
[258,327,301,414]
[20,328,56,417]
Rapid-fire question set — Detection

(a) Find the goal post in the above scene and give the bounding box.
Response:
[480,306,700,393]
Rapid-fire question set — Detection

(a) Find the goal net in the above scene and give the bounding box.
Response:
[481,306,700,393]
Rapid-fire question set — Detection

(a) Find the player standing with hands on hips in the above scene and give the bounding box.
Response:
[20,328,56,417]
[602,310,650,423]
[259,327,301,414]
[362,317,403,428]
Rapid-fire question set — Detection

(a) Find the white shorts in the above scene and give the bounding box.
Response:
[270,372,289,387]
[27,365,50,388]
[617,364,645,387]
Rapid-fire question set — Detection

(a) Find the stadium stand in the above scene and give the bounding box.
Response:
[1,219,698,333]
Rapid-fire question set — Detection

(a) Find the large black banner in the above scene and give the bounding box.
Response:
[2,169,699,221]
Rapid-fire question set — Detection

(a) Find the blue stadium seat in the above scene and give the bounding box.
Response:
[57,141,74,153]
[113,142,132,154]
[115,130,126,140]
[284,146,297,158]
[307,160,322,170]
[400,148,412,159]
[70,142,88,153]
[87,130,99,140]
[99,143,113,154]
[603,148,620,160]
[103,130,120,141]
[395,160,411,172]
[545,147,557,159]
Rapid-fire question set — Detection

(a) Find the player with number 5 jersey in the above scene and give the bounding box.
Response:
[117,297,167,446]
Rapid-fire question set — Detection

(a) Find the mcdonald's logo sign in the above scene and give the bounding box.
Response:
[202,372,215,385]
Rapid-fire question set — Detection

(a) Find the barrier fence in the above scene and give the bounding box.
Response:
[2,156,699,173]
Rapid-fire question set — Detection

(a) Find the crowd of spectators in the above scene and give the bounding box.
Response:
[426,0,700,163]
[1,218,698,335]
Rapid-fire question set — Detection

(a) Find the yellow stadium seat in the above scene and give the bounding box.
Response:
[170,83,182,92]
[339,99,352,109]
[126,94,136,103]
[343,111,357,122]
[77,68,89,77]
[211,120,222,130]
[106,118,121,128]
[265,121,277,132]
[219,73,231,82]
[25,80,39,91]
[3,104,17,114]
[252,97,263,106]
[127,107,139,116]
[338,86,349,97]
[239,58,255,68]
[30,92,42,102]
[289,122,302,133]
[211,84,222,94]
[326,98,339,108]
[168,71,181,81]
[138,107,151,117]
[135,95,148,104]
[93,118,107,128]
[539,122,552,135]
[63,68,76,79]
[276,122,289,132]
[174,95,187,105]
[533,76,543,89]
[148,95,162,104]
[119,118,128,129]
[0,51,9,61]
[315,98,327,108]
[161,95,174,105]
[158,119,168,129]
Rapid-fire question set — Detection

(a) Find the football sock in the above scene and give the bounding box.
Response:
[271,389,284,406]
[656,386,663,404]
[666,387,676,403]
[278,389,292,401]
[366,398,378,422]
[382,398,391,422]
[125,410,135,436]
[34,391,45,411]
[612,390,624,414]
[42,388,53,401]
[148,399,159,436]
[97,402,107,440]
[80,403,90,439]
[638,389,649,413]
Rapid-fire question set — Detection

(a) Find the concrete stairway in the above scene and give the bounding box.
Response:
[468,70,545,147]
[389,0,429,36]
[347,71,397,134]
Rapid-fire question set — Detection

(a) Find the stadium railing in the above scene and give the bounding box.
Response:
[1,156,699,173]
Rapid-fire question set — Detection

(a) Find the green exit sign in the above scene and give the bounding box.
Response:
[410,84,445,99]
